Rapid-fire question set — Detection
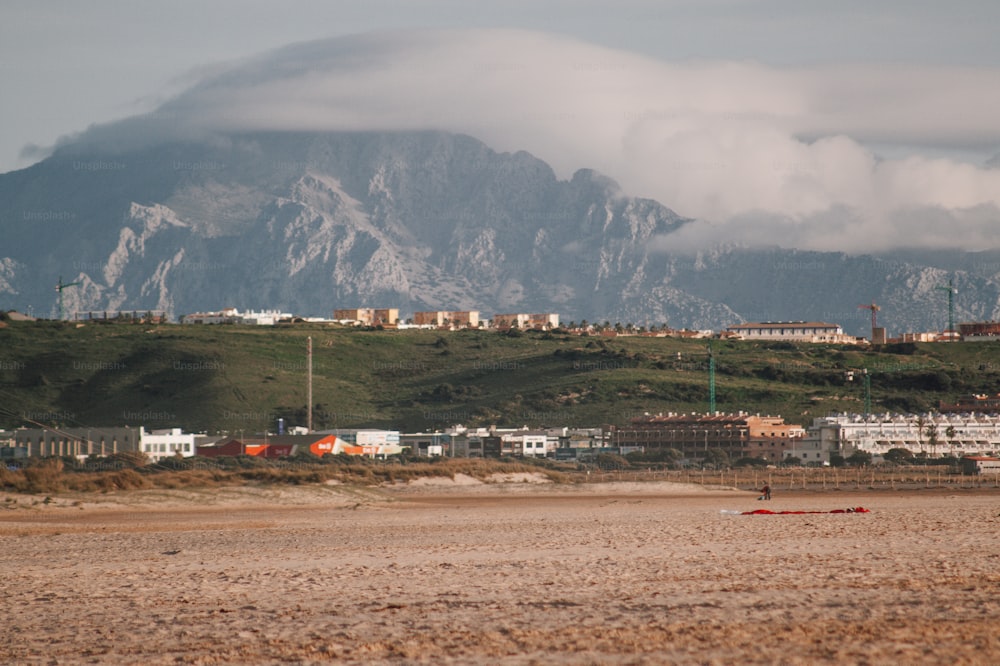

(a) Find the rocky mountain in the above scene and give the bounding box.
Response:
[2,130,999,336]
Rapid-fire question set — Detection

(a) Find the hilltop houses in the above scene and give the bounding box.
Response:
[181,308,293,325]
[491,313,560,330]
[413,311,481,329]
[333,308,400,327]
[726,321,857,344]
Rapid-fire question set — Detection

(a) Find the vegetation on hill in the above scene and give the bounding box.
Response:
[2,318,1000,434]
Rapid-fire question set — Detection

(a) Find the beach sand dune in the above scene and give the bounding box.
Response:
[1,483,997,664]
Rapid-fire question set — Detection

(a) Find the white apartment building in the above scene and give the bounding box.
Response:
[491,313,560,330]
[141,427,198,461]
[726,321,857,344]
[181,308,293,325]
[795,413,1000,462]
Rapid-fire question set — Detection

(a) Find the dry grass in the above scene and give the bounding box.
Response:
[2,456,992,495]
[0,456,575,494]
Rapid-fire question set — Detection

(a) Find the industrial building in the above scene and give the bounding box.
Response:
[14,426,143,458]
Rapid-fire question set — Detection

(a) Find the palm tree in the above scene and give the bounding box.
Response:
[916,414,926,455]
[945,425,957,458]
[925,421,939,458]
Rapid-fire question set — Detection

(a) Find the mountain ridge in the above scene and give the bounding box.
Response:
[2,129,999,335]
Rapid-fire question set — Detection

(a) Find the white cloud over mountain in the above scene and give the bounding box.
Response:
[65,29,1000,252]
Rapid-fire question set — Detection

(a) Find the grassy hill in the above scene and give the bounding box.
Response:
[2,318,999,434]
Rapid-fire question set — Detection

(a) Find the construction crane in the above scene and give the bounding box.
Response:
[858,302,880,340]
[54,276,82,320]
[846,368,872,416]
[707,340,716,415]
[935,279,957,340]
[673,342,718,415]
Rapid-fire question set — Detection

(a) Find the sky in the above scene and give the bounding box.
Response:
[2,0,999,252]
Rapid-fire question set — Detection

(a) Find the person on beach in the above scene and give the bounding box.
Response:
[760,484,771,500]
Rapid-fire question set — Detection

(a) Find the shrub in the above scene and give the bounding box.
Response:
[23,459,64,493]
[0,467,27,492]
[100,469,151,491]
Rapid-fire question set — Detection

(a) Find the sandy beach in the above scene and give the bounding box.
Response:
[1,478,998,665]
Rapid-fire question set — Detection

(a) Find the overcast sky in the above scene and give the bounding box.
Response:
[2,1,999,251]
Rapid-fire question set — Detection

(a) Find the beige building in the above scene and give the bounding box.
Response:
[413,311,481,328]
[15,427,143,458]
[606,412,803,462]
[334,308,399,326]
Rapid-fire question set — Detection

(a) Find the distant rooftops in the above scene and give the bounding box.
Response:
[727,321,841,330]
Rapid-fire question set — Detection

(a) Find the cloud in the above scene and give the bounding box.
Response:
[65,29,1000,252]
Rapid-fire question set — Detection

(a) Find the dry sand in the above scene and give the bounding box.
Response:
[1,479,998,665]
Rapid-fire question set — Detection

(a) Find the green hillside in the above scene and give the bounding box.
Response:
[2,318,999,434]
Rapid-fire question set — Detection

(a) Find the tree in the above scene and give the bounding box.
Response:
[945,425,957,457]
[593,453,629,470]
[915,414,926,454]
[846,450,873,467]
[734,456,768,468]
[703,448,730,469]
[925,421,940,458]
[883,448,914,464]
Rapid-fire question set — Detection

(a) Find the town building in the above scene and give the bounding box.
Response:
[605,413,803,463]
[196,432,405,458]
[491,313,560,330]
[726,321,856,344]
[802,413,1000,462]
[444,426,496,457]
[140,428,198,462]
[399,432,451,456]
[0,429,27,460]
[14,426,143,458]
[960,456,1000,475]
[897,332,941,343]
[333,308,399,326]
[181,308,293,325]
[958,322,1000,342]
[940,394,1000,414]
[412,311,481,329]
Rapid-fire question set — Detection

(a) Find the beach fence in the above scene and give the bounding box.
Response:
[580,466,1000,491]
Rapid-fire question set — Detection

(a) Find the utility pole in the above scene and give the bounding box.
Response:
[847,369,872,417]
[862,369,871,416]
[707,340,716,415]
[306,336,313,433]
